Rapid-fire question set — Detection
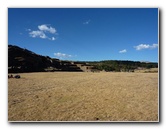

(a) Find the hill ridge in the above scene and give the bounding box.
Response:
[8,45,158,73]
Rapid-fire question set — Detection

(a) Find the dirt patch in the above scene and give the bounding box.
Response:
[8,72,158,121]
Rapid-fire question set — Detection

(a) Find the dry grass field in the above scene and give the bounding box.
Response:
[8,72,158,122]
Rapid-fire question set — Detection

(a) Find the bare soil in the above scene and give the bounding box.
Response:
[8,72,158,121]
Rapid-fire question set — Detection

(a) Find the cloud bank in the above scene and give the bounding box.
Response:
[29,24,57,41]
[134,44,158,50]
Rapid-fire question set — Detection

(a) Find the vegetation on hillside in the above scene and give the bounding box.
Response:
[8,45,158,73]
[85,60,158,72]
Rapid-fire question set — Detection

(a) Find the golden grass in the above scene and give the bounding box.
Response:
[8,72,158,121]
[135,68,158,73]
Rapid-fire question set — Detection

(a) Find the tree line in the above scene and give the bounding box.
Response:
[86,60,158,72]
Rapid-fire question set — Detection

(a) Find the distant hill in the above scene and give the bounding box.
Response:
[87,60,158,72]
[9,45,58,72]
[8,45,158,73]
[8,45,84,73]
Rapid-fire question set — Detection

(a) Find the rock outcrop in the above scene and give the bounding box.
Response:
[8,45,94,73]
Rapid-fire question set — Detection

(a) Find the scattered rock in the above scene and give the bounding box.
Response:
[8,74,13,78]
[14,75,21,79]
[8,74,21,79]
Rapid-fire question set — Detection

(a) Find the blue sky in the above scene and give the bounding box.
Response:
[8,8,158,62]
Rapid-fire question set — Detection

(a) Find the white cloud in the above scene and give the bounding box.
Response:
[29,30,47,39]
[25,28,31,31]
[119,49,127,53]
[28,24,57,41]
[83,20,91,25]
[54,52,72,59]
[38,24,56,34]
[51,37,56,41]
[134,43,158,50]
